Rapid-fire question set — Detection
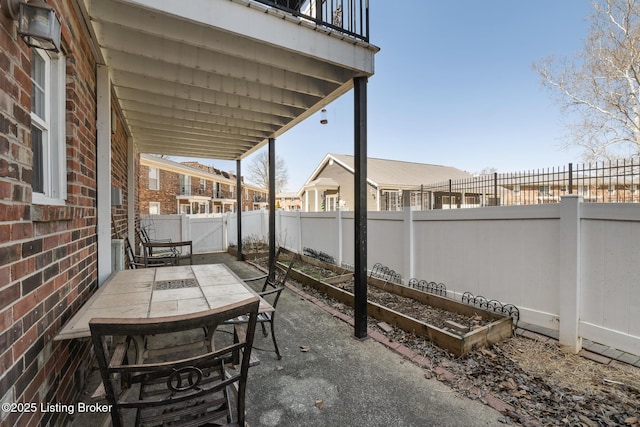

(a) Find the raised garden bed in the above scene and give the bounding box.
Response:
[283,252,513,357]
[227,245,269,261]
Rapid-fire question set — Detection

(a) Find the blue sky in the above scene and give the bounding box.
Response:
[175,1,593,192]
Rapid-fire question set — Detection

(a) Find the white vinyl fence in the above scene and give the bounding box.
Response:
[144,197,640,356]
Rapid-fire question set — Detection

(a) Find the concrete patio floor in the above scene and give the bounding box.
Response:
[70,252,505,426]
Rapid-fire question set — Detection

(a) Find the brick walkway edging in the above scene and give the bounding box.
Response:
[283,282,516,415]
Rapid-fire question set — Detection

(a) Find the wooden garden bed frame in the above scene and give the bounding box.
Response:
[286,253,513,357]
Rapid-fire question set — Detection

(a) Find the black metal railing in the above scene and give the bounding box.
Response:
[255,0,369,42]
[369,262,402,285]
[462,292,520,332]
[303,247,336,264]
[407,279,447,297]
[408,158,640,209]
[213,190,235,199]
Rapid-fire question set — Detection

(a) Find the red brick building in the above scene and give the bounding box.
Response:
[1,2,136,425]
[0,0,375,424]
[140,154,268,215]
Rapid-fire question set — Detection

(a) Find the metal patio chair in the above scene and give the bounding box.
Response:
[227,250,298,360]
[90,297,259,427]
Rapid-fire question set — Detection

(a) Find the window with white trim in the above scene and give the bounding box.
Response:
[325,194,338,211]
[31,49,66,204]
[179,174,191,195]
[148,167,159,190]
[149,202,160,215]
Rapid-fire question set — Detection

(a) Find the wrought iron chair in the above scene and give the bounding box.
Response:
[138,227,192,266]
[142,241,192,267]
[125,237,176,269]
[138,227,178,257]
[90,297,260,427]
[228,250,298,360]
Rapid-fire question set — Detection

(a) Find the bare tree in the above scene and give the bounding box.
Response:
[246,150,289,193]
[535,0,640,160]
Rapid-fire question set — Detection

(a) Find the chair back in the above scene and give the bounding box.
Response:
[124,237,140,269]
[138,226,151,244]
[265,252,298,293]
[90,298,259,427]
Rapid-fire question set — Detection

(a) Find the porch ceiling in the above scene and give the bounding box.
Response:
[77,0,378,161]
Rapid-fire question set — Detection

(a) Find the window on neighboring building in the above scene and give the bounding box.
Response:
[31,49,66,204]
[230,185,235,197]
[149,202,160,215]
[325,195,338,211]
[538,186,551,196]
[179,175,191,195]
[381,190,401,211]
[149,167,159,190]
[200,179,206,194]
[410,191,426,210]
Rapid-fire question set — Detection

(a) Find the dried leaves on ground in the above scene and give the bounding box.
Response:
[266,258,640,426]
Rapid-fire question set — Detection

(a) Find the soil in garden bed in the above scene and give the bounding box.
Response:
[334,279,492,332]
[290,259,494,332]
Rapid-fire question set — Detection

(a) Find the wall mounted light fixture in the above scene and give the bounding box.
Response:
[2,0,61,52]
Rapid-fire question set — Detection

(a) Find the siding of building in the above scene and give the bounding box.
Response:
[303,160,377,211]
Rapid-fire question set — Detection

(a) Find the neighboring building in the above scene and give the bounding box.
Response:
[300,154,474,211]
[277,192,302,211]
[140,155,268,214]
[1,0,375,425]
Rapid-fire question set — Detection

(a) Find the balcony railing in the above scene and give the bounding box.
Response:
[253,195,267,203]
[255,0,369,42]
[213,191,235,199]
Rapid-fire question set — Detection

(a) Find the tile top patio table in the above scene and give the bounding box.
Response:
[55,264,273,341]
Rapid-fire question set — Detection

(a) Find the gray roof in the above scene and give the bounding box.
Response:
[329,154,473,188]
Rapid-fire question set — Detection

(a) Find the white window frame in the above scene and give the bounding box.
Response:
[31,49,66,205]
[325,194,338,211]
[149,202,160,215]
[382,190,401,211]
[148,167,159,190]
[180,174,191,195]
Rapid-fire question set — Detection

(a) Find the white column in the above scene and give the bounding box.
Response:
[337,208,343,266]
[559,195,583,353]
[403,202,414,282]
[127,137,135,247]
[97,65,112,285]
[297,210,303,254]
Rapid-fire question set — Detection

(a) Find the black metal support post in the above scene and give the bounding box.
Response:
[268,138,276,279]
[494,172,499,206]
[568,163,573,194]
[353,76,368,339]
[236,159,243,261]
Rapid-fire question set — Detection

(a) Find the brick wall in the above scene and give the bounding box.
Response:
[111,107,131,239]
[140,165,181,215]
[0,2,132,425]
[140,161,269,214]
